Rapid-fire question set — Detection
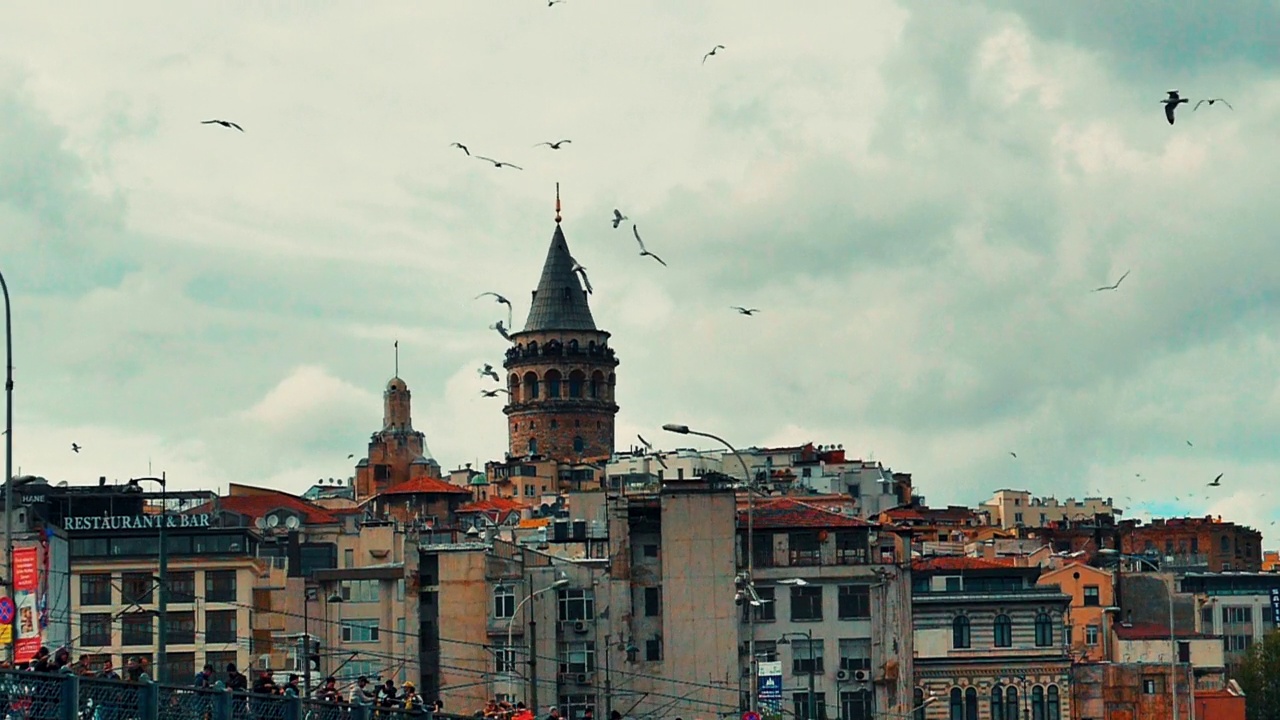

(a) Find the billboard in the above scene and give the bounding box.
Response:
[13,546,41,663]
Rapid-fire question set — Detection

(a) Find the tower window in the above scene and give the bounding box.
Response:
[551,420,558,429]
[590,371,603,398]
[523,372,540,401]
[573,437,585,453]
[546,370,562,398]
[528,438,538,455]
[568,370,585,398]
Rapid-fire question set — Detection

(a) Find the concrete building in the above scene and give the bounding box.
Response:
[1119,516,1265,572]
[912,557,1072,720]
[1180,572,1280,675]
[1036,562,1116,662]
[980,490,1118,530]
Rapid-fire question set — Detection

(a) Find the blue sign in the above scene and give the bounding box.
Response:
[1270,588,1279,624]
[757,674,783,700]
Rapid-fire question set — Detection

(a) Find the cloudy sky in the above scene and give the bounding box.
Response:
[3,1,1279,545]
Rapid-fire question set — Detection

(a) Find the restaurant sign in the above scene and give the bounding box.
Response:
[64,513,214,532]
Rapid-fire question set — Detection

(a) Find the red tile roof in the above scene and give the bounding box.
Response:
[199,489,339,525]
[457,497,529,514]
[380,477,471,496]
[912,556,1018,572]
[741,497,874,529]
[1113,622,1214,641]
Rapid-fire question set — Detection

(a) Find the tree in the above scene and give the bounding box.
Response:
[1237,629,1280,720]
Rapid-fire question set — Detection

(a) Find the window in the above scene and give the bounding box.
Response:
[167,571,196,602]
[914,688,927,720]
[839,690,872,720]
[949,689,963,720]
[205,570,237,603]
[1064,625,1073,646]
[837,638,871,671]
[1035,612,1054,647]
[1142,677,1159,694]
[1085,625,1099,646]
[644,636,662,662]
[952,616,971,649]
[206,651,237,675]
[338,659,378,683]
[1178,641,1191,662]
[1225,635,1252,652]
[494,640,517,674]
[559,694,597,720]
[965,688,978,720]
[748,587,776,622]
[1046,685,1061,720]
[793,692,827,720]
[837,585,871,620]
[557,640,596,673]
[529,438,538,455]
[643,587,661,617]
[1220,535,1230,553]
[81,613,112,647]
[1083,585,1100,606]
[340,579,380,603]
[791,586,823,621]
[558,589,595,622]
[1224,607,1253,623]
[993,614,1013,647]
[789,531,822,565]
[344,548,355,568]
[494,585,516,619]
[990,687,1006,720]
[791,638,823,675]
[835,531,869,564]
[80,574,112,606]
[163,653,196,684]
[573,436,585,454]
[122,612,153,646]
[754,640,779,662]
[568,371,584,398]
[205,610,237,644]
[166,611,196,644]
[341,619,380,643]
[123,572,154,605]
[1031,686,1044,720]
[1004,687,1018,720]
[546,371,561,398]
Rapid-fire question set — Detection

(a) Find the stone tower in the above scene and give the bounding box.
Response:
[354,376,442,500]
[503,202,619,462]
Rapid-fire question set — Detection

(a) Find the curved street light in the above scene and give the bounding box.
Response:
[507,572,570,700]
[1,270,12,663]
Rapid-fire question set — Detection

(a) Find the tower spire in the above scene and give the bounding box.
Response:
[394,339,399,377]
[555,182,561,224]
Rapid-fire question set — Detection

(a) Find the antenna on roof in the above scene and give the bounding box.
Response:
[554,182,562,224]
[394,339,399,377]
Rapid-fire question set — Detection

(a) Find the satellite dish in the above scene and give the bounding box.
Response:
[255,517,266,529]
[267,515,280,528]
[285,516,300,530]
[56,481,69,488]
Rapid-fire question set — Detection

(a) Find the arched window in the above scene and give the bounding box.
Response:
[590,371,604,398]
[1005,687,1018,720]
[608,372,616,400]
[1031,685,1044,720]
[993,614,1013,648]
[1046,685,1060,720]
[528,341,539,356]
[522,371,540,401]
[949,689,963,720]
[1220,535,1230,553]
[568,370,585,398]
[528,438,537,456]
[545,370,562,398]
[952,616,971,649]
[1035,612,1054,647]
[508,374,521,398]
[964,688,977,720]
[990,686,1005,720]
[573,436,585,454]
[913,688,927,720]
[568,339,579,354]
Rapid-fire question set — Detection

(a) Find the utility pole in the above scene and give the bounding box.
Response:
[604,633,613,719]
[1,269,14,664]
[157,472,168,683]
[529,619,539,712]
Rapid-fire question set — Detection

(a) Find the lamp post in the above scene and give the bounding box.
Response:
[507,573,569,701]
[324,589,345,679]
[777,630,817,720]
[304,586,317,697]
[662,423,757,713]
[1098,549,1176,720]
[1,269,13,664]
[128,475,168,682]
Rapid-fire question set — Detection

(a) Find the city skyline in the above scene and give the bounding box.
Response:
[3,2,1279,546]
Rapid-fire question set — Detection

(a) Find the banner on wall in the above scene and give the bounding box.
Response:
[13,546,41,663]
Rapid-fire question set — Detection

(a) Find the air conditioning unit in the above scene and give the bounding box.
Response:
[257,655,271,671]
[836,669,851,682]
[853,670,871,682]
[576,673,591,685]
[572,620,590,634]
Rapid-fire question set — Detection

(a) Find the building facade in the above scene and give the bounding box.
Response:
[980,490,1118,530]
[1036,563,1116,662]
[1119,516,1264,572]
[1181,572,1280,675]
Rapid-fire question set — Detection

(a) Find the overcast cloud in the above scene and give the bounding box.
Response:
[2,1,1278,545]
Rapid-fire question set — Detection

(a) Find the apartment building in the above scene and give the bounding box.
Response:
[980,490,1118,530]
[1180,571,1280,675]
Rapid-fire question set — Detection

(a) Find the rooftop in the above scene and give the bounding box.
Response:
[741,496,874,530]
[198,487,338,525]
[1113,622,1216,641]
[379,476,472,497]
[912,556,1021,572]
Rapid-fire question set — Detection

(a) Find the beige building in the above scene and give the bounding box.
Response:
[980,489,1119,529]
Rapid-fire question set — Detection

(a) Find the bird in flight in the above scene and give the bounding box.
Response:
[479,364,501,382]
[636,434,668,468]
[1194,98,1233,111]
[1161,90,1188,125]
[202,119,244,132]
[474,155,523,170]
[548,0,565,5]
[491,320,512,340]
[703,45,725,64]
[1009,452,1017,458]
[535,140,571,150]
[632,225,667,266]
[1208,473,1223,487]
[1186,440,1194,447]
[347,454,355,459]
[571,259,594,294]
[450,142,471,156]
[612,209,628,229]
[72,443,82,453]
[476,291,513,326]
[480,389,512,398]
[731,307,760,316]
[1093,270,1130,292]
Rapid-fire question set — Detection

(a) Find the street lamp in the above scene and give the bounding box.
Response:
[1098,548,1179,720]
[1,269,13,664]
[777,630,817,720]
[662,422,758,712]
[127,475,168,682]
[507,572,570,700]
[302,587,343,695]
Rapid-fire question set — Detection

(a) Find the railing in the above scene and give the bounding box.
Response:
[0,670,453,720]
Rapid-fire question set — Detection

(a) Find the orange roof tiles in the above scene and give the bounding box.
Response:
[458,497,529,514]
[742,497,874,529]
[912,556,1018,572]
[202,490,339,525]
[380,477,471,496]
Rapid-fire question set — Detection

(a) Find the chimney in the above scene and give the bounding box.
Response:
[99,476,106,487]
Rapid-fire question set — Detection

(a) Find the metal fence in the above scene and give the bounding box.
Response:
[0,670,452,720]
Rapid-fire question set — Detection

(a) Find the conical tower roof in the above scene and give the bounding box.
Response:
[521,224,596,332]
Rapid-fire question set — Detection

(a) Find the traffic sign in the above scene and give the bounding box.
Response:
[743,712,761,720]
[0,597,14,625]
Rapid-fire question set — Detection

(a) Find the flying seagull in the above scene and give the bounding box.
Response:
[535,140,571,150]
[480,389,511,398]
[1161,90,1189,125]
[491,320,511,340]
[347,454,355,459]
[72,443,82,453]
[612,209,628,229]
[548,0,565,5]
[637,434,653,450]
[201,119,244,132]
[1093,270,1130,292]
[571,259,594,294]
[1208,473,1223,487]
[1187,440,1194,447]
[632,224,667,266]
[703,45,725,64]
[731,307,759,316]
[474,155,523,170]
[479,363,501,382]
[476,291,513,326]
[450,142,471,156]
[1009,452,1017,458]
[1193,98,1233,111]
